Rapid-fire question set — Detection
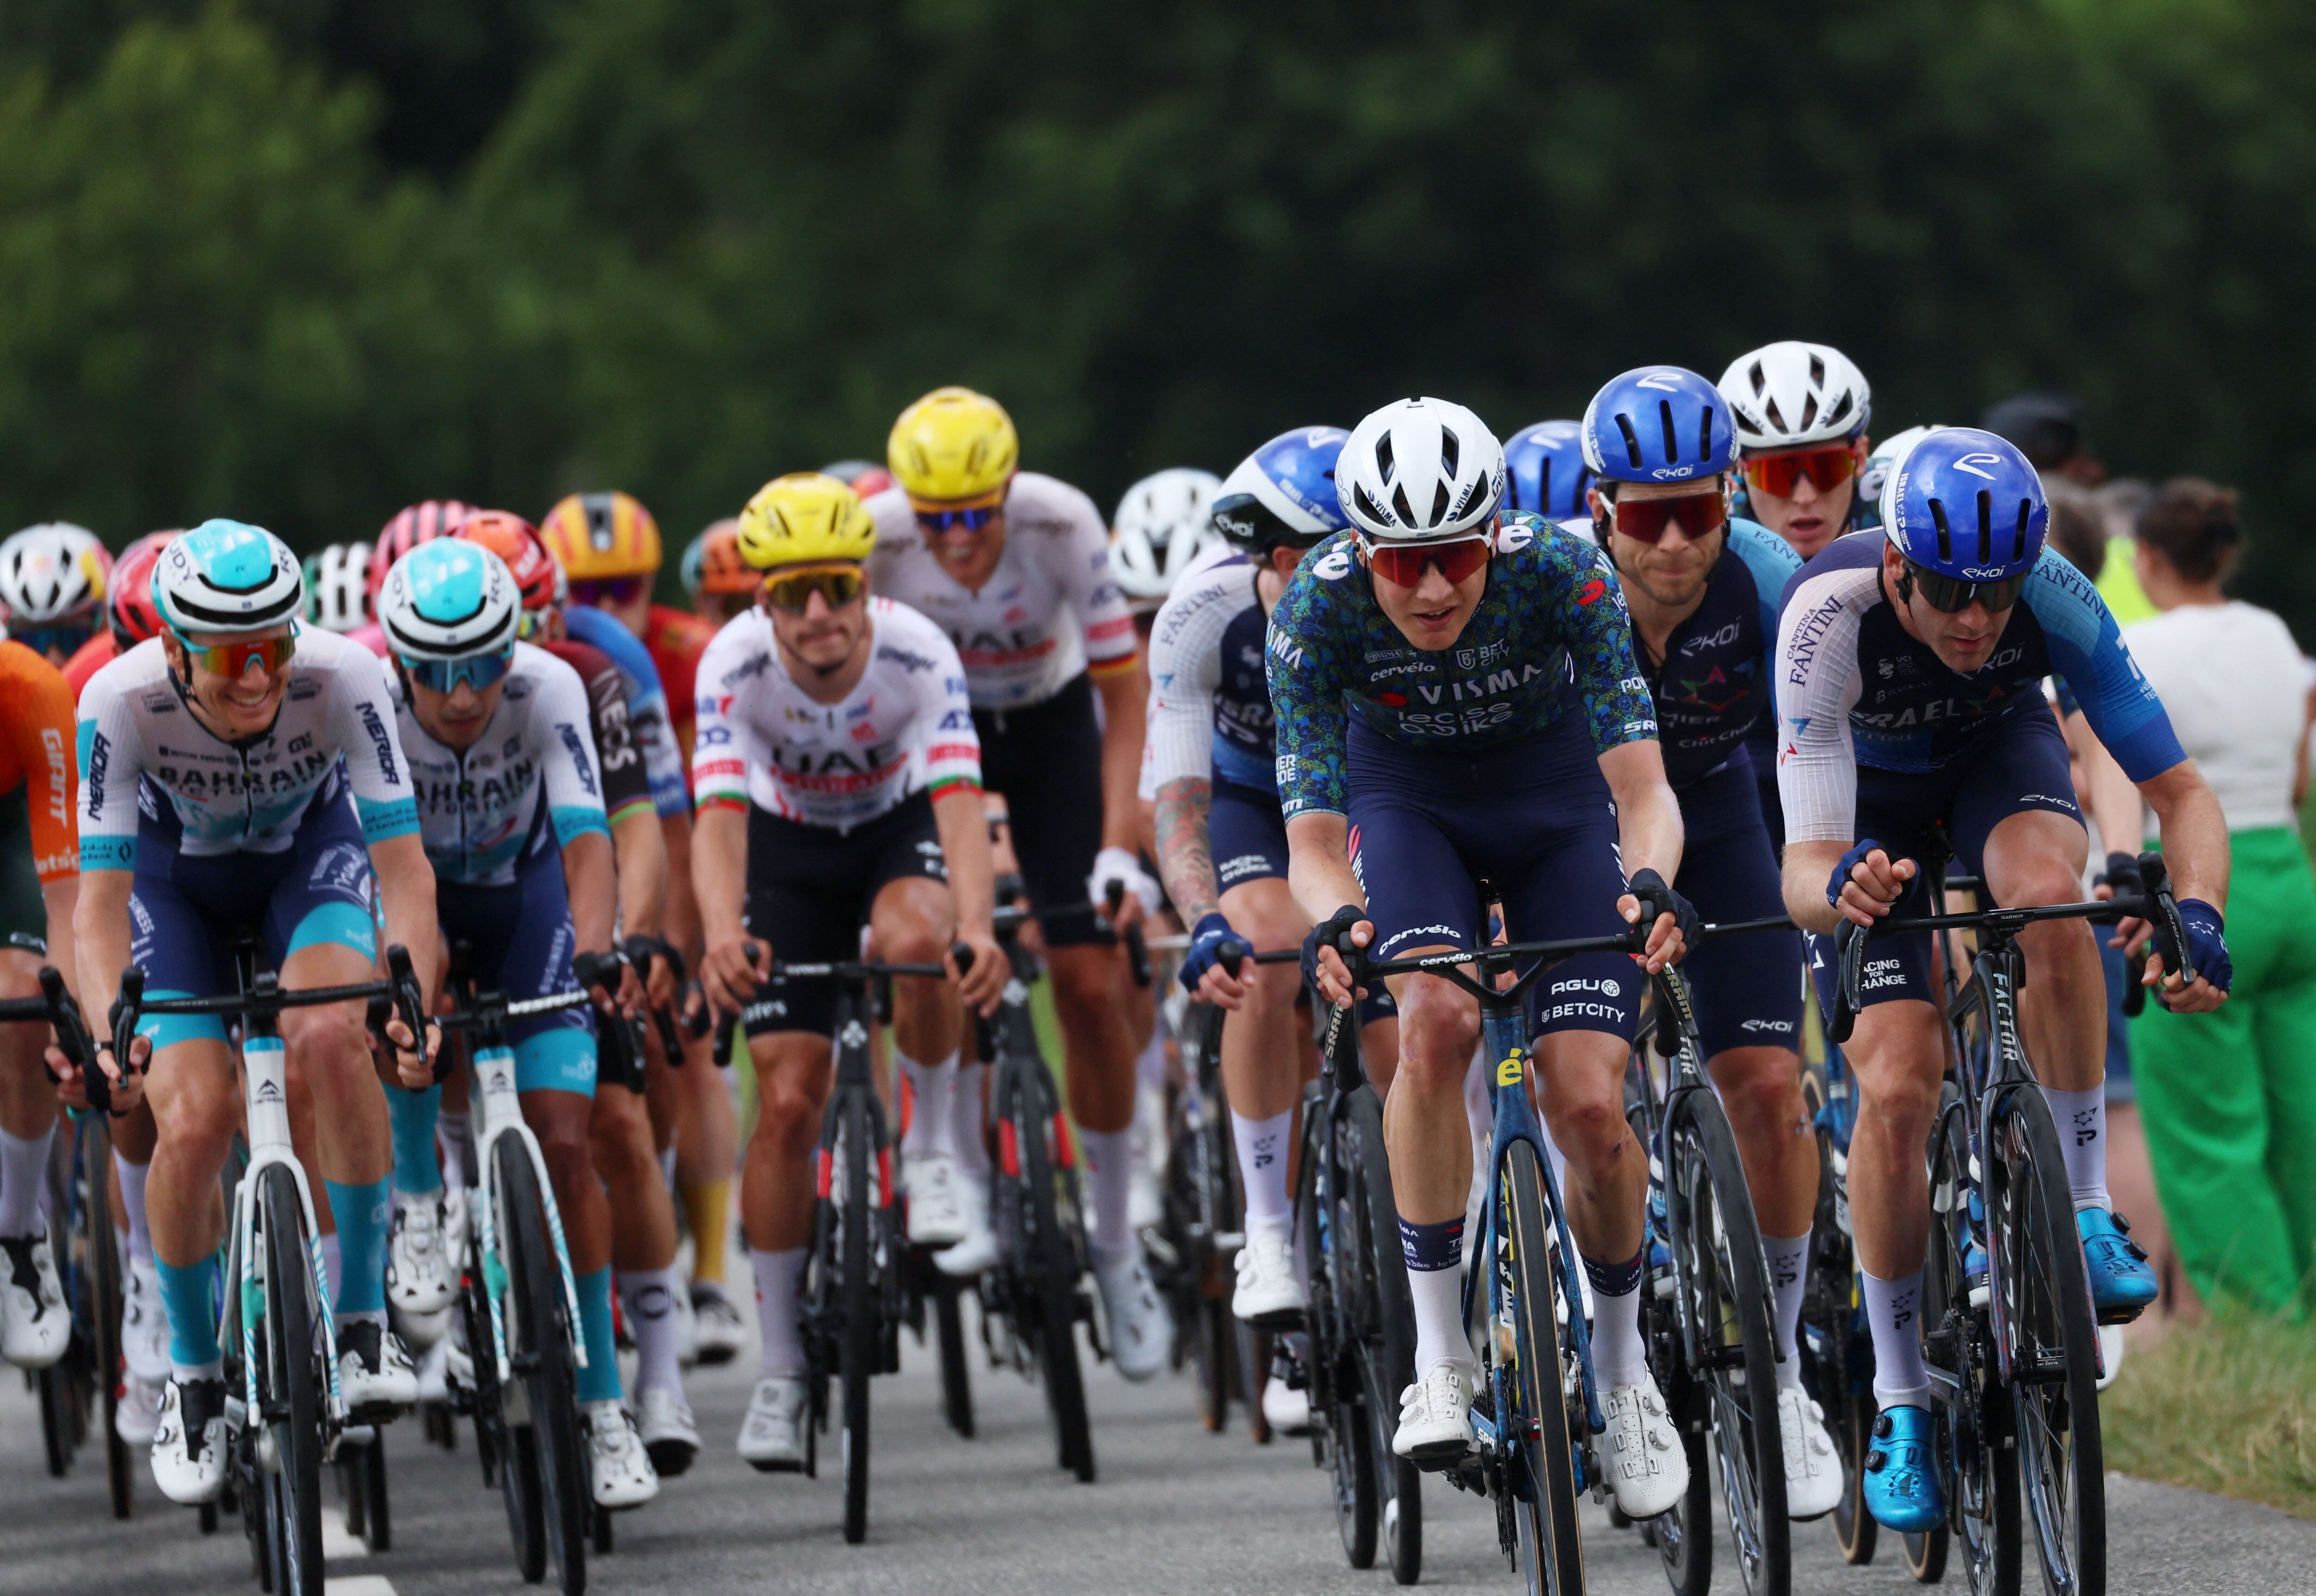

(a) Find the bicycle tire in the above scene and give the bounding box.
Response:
[1195,1075,1238,1434]
[500,1137,588,1596]
[465,1251,543,1577]
[1666,1088,1789,1596]
[258,1163,326,1596]
[934,1276,975,1439]
[360,1433,391,1552]
[1501,1138,1586,1594]
[1022,1090,1095,1483]
[1925,1085,2019,1596]
[1627,1089,1712,1596]
[1799,1069,1878,1569]
[1240,1321,1274,1445]
[592,1501,614,1555]
[1346,1085,1422,1586]
[1294,1106,1376,1568]
[84,1118,132,1519]
[1989,1087,2102,1596]
[836,1090,875,1545]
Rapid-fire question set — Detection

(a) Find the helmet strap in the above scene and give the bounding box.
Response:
[1892,566,1916,608]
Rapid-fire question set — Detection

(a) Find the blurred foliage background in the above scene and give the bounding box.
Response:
[0,0,2312,626]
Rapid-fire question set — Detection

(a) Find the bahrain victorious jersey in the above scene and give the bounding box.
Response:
[690,597,982,832]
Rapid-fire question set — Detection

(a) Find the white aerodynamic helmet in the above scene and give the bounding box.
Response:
[303,542,374,633]
[1852,424,1942,532]
[1337,397,1506,541]
[1717,341,1872,451]
[0,522,105,626]
[1111,467,1224,609]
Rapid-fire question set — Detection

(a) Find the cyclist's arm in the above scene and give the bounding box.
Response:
[610,806,667,938]
[2137,760,2229,912]
[39,877,77,997]
[1058,502,1147,857]
[12,650,80,993]
[1285,811,1369,1007]
[1599,739,1687,967]
[71,675,146,1074]
[689,801,757,1013]
[1144,584,1233,923]
[368,831,442,1008]
[1774,567,1887,935]
[2063,707,2144,871]
[1092,665,1148,858]
[562,830,618,956]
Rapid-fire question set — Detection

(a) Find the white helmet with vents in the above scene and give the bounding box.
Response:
[1336,398,1506,541]
[1717,341,1872,450]
[1111,468,1224,608]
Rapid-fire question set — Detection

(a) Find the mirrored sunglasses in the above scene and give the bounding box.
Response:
[400,648,516,693]
[762,565,867,613]
[179,630,298,677]
[1904,561,2027,615]
[913,503,1003,534]
[1363,535,1492,588]
[568,576,647,608]
[1611,491,1728,545]
[1743,445,1857,498]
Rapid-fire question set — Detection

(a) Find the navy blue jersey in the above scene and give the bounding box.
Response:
[1628,517,1800,791]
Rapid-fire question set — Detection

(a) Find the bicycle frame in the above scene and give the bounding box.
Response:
[1629,968,1748,1379]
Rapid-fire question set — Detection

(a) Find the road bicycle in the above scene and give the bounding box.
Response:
[113,943,428,1596]
[1825,849,2186,1596]
[1795,974,1878,1569]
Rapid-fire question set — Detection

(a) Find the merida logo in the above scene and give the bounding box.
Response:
[357,702,400,784]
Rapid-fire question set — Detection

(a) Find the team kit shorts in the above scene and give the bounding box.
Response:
[974,672,1110,950]
[436,830,598,1097]
[1209,775,1397,1027]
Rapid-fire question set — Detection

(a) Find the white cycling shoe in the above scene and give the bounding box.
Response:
[1232,1224,1306,1327]
[736,1376,809,1471]
[1602,1375,1689,1520]
[636,1384,699,1477]
[1394,1359,1476,1464]
[1095,1250,1172,1382]
[116,1372,164,1446]
[692,1286,745,1366]
[1263,1376,1312,1436]
[338,1320,419,1415]
[151,1376,230,1505]
[585,1401,661,1508]
[934,1172,999,1279]
[122,1254,172,1383]
[1779,1384,1843,1519]
[0,1234,69,1369]
[902,1150,968,1248]
[386,1190,456,1317]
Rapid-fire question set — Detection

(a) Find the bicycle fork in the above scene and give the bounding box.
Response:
[469,1042,587,1394]
[228,1033,346,1432]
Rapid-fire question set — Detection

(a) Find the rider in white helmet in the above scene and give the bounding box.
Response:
[304,543,375,634]
[1717,341,1873,563]
[0,523,108,665]
[1112,468,1225,613]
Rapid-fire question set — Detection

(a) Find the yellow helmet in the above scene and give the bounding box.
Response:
[540,491,662,581]
[737,474,876,571]
[887,386,1019,503]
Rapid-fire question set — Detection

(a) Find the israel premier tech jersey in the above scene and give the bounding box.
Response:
[1627,515,1800,792]
[1773,531,2186,844]
[388,641,610,885]
[76,628,419,870]
[1264,513,1658,819]
[1144,553,1275,796]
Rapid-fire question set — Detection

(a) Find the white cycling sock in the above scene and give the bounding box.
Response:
[437,1112,472,1194]
[1406,1255,1470,1378]
[1763,1229,1811,1385]
[897,1051,959,1158]
[952,1062,991,1179]
[1230,1108,1294,1231]
[659,1145,678,1190]
[750,1247,808,1379]
[115,1150,155,1264]
[1078,1125,1135,1267]
[1135,1027,1168,1094]
[2041,1085,2111,1210]
[1585,1250,1649,1389]
[1862,1266,1932,1410]
[617,1266,684,1397]
[0,1125,54,1237]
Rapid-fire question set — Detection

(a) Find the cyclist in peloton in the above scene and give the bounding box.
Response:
[1577,366,1839,1519]
[1277,397,1695,1521]
[0,638,80,1379]
[375,537,663,1508]
[70,521,442,1505]
[687,473,1006,1468]
[303,542,375,635]
[866,388,1173,1376]
[1503,419,1596,525]
[0,522,110,667]
[1152,428,1403,1352]
[681,519,758,627]
[1775,427,2232,1530]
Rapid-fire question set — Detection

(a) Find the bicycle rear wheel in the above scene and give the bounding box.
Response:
[1925,1086,2016,1594]
[1798,1069,1877,1568]
[1989,1087,2102,1596]
[500,1138,588,1596]
[933,1276,975,1439]
[258,1164,325,1596]
[1015,1081,1095,1483]
[834,1090,876,1545]
[84,1118,132,1519]
[1502,1138,1585,1596]
[1345,1086,1422,1586]
[1294,1106,1375,1568]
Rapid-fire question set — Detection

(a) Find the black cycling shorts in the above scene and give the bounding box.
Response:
[975,671,1109,949]
[741,791,947,1038]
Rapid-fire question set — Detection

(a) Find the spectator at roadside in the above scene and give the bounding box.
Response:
[1985,392,2160,624]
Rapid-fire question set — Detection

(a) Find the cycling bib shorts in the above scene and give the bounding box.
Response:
[437,836,596,1096]
[1670,760,1802,1057]
[974,672,1109,949]
[1208,775,1397,1026]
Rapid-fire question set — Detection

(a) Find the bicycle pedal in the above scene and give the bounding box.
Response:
[745,1456,806,1476]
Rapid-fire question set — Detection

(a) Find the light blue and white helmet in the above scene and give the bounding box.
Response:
[1851,424,1939,532]
[1211,426,1352,553]
[153,520,303,638]
[377,538,520,661]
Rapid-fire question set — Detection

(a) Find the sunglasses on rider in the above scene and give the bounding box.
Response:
[1742,444,1858,499]
[1607,490,1728,545]
[399,648,516,694]
[1900,559,2028,615]
[762,563,867,613]
[913,502,1004,534]
[10,621,94,660]
[568,576,647,608]
[1362,534,1492,588]
[177,629,299,677]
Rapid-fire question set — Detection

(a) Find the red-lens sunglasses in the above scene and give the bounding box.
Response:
[1363,535,1492,588]
[1742,444,1857,499]
[1610,491,1728,545]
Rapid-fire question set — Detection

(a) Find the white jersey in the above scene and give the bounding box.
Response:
[388,642,610,886]
[864,471,1139,709]
[77,628,418,870]
[1142,554,1270,796]
[690,599,982,831]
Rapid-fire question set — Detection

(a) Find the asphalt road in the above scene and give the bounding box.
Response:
[2,1295,2310,1596]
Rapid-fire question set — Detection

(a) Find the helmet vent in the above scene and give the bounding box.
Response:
[2013,499,2032,562]
[1697,404,1717,465]
[1439,425,1460,480]
[1976,490,1994,564]
[1657,400,1679,462]
[1824,393,1854,428]
[1353,484,1388,527]
[1538,460,1552,513]
[1615,413,1644,470]
[1927,496,1955,563]
[1800,394,1820,430]
[1429,480,1452,526]
[1808,352,1826,388]
[1374,433,1396,483]
[1746,360,1768,396]
[1762,397,1788,434]
[1392,484,1418,527]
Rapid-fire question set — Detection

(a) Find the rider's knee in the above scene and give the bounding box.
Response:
[2015,913,2099,983]
[874,913,947,970]
[1243,956,1302,1016]
[2001,857,2087,912]
[537,1117,596,1188]
[159,1076,240,1161]
[280,1002,371,1080]
[1711,1050,1806,1131]
[1393,980,1479,1095]
[1044,949,1116,1016]
[754,1069,823,1158]
[1549,1074,1630,1166]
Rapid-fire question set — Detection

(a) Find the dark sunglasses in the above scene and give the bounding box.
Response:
[1607,490,1728,545]
[914,503,1003,534]
[1362,535,1492,588]
[12,621,95,660]
[762,564,867,613]
[1901,560,2027,615]
[1743,445,1857,498]
[401,649,516,693]
[569,576,647,607]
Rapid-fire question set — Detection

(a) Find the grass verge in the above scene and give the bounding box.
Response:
[2103,1313,2316,1518]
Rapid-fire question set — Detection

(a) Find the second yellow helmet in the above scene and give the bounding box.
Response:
[887,386,1019,503]
[737,474,877,570]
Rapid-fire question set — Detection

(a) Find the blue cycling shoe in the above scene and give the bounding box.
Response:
[2078,1208,2158,1324]
[1862,1406,1945,1533]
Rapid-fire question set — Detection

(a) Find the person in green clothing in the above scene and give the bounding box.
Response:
[2113,478,2316,1316]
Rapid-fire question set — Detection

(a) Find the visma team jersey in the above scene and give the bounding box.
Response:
[1144,553,1275,795]
[389,642,611,885]
[1265,513,1658,819]
[691,599,983,831]
[864,471,1139,709]
[1773,531,2186,844]
[1630,516,1801,789]
[76,628,419,870]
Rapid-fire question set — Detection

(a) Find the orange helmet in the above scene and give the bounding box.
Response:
[456,510,559,617]
[540,491,661,583]
[682,519,754,596]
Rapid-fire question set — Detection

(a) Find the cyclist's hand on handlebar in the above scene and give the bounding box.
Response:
[2094,850,2151,951]
[1181,912,1252,1009]
[1619,867,1697,974]
[1088,846,1158,934]
[949,927,1007,1015]
[1827,840,1915,928]
[1301,905,1372,1009]
[700,935,768,1014]
[2149,897,2230,1014]
[52,1034,146,1110]
[384,1016,440,1091]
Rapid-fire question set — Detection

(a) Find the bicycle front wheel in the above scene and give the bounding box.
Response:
[1345,1085,1423,1586]
[835,1090,876,1544]
[1015,1085,1094,1483]
[499,1137,588,1596]
[1503,1138,1585,1596]
[1989,1087,2103,1596]
[84,1118,132,1518]
[1798,1068,1877,1567]
[1925,1084,2017,1595]
[257,1163,325,1596]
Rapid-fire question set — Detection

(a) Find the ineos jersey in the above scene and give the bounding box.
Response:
[561,605,689,820]
[389,642,610,886]
[76,629,419,870]
[864,471,1139,709]
[1774,532,2185,844]
[540,639,654,827]
[1626,517,1800,790]
[1265,513,1657,819]
[1145,554,1276,796]
[690,599,982,832]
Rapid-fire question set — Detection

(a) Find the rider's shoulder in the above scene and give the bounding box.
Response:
[82,635,169,706]
[1781,530,1887,611]
[1002,471,1104,540]
[512,639,584,699]
[868,599,964,679]
[1278,531,1360,610]
[1724,515,1803,586]
[1149,553,1256,649]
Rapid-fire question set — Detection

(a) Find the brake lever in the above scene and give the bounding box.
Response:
[1104,880,1152,988]
[381,944,440,1085]
[1828,921,1869,1046]
[40,967,107,1116]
